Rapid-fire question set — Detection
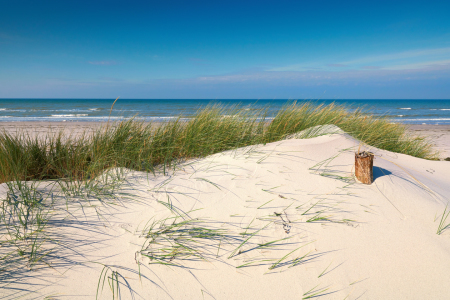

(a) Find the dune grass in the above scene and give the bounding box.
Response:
[437,205,450,235]
[139,216,230,267]
[0,102,438,185]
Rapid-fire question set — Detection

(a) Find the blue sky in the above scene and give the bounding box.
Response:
[1,0,449,99]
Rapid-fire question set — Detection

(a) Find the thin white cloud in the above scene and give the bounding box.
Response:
[193,64,450,85]
[270,64,304,72]
[342,47,450,65]
[272,47,450,72]
[382,59,450,70]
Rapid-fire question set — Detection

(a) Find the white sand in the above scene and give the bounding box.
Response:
[407,124,450,160]
[0,121,106,137]
[1,126,450,299]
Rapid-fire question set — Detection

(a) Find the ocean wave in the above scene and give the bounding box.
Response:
[397,115,404,117]
[399,108,412,110]
[32,109,71,112]
[0,109,26,112]
[31,109,97,112]
[440,109,450,111]
[395,118,450,121]
[50,114,89,117]
[147,116,179,119]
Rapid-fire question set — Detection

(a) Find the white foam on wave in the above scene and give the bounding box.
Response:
[397,115,404,117]
[0,108,25,112]
[47,116,125,120]
[400,108,411,110]
[147,116,179,120]
[50,114,88,117]
[396,118,450,121]
[440,109,450,111]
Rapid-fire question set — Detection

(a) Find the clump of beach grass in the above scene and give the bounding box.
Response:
[0,179,54,282]
[0,102,438,185]
[437,205,450,235]
[264,103,436,158]
[96,265,123,300]
[139,216,230,267]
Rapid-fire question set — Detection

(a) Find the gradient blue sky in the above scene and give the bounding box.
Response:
[1,0,449,99]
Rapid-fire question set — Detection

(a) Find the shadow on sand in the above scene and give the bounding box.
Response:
[373,166,393,182]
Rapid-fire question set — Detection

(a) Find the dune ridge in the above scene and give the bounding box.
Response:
[1,126,450,299]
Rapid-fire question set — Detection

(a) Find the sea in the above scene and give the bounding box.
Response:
[0,99,449,125]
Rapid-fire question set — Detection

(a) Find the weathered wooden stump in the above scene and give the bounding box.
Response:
[355,151,374,184]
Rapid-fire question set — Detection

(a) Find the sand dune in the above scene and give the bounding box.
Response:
[1,127,450,299]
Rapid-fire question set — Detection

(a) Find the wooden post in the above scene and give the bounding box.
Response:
[355,151,374,184]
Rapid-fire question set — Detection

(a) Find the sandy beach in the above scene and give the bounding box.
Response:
[1,122,450,299]
[407,125,450,160]
[0,121,122,139]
